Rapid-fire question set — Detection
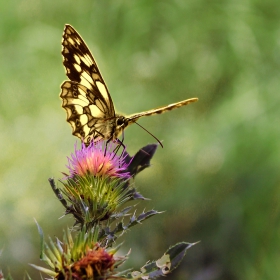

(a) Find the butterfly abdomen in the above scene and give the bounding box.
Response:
[126,98,198,121]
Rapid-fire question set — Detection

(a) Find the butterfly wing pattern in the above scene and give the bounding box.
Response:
[60,24,117,145]
[60,24,198,145]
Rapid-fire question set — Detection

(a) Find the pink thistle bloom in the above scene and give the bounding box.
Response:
[66,141,130,179]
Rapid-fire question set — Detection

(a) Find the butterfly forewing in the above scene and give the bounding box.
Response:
[60,24,116,144]
[60,24,198,145]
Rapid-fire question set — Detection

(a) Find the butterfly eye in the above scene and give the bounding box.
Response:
[116,118,124,126]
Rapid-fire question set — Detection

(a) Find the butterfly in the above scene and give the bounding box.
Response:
[60,24,198,146]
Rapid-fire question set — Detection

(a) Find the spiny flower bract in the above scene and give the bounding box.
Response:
[31,227,128,280]
[60,174,132,228]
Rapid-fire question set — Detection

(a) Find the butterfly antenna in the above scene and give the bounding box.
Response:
[134,122,163,148]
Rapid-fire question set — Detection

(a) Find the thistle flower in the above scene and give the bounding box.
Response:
[31,227,128,280]
[49,142,160,231]
[60,246,115,280]
[66,141,130,179]
[54,141,134,228]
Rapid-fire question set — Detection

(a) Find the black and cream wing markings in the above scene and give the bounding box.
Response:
[60,24,198,145]
[60,24,116,145]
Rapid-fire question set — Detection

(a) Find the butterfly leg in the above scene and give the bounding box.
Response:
[103,135,125,159]
[107,138,126,161]
[100,132,113,157]
[113,128,127,158]
[119,130,127,158]
[115,138,127,158]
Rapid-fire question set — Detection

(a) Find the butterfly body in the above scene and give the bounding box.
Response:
[60,24,198,145]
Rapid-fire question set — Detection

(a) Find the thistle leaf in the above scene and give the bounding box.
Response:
[123,144,158,177]
[100,209,160,246]
[127,242,198,279]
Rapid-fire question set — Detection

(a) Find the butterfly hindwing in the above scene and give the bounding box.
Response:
[61,81,116,143]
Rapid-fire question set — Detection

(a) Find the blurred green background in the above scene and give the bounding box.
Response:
[1,0,280,279]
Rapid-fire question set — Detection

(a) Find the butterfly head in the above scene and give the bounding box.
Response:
[114,115,137,139]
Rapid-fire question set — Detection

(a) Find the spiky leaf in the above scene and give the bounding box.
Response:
[127,242,197,279]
